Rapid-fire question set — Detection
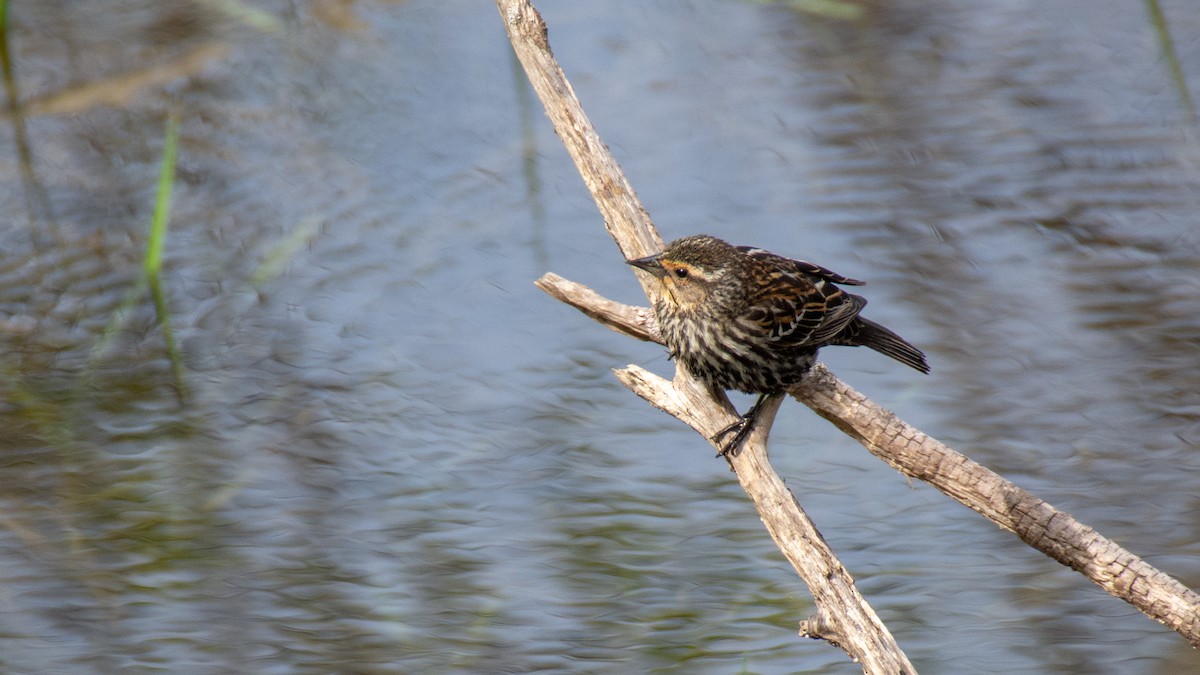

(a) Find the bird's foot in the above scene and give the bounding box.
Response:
[711,414,754,458]
[711,392,778,458]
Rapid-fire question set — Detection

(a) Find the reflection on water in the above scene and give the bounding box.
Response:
[0,0,1198,672]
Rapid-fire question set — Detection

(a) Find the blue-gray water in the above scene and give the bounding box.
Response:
[1,0,1198,672]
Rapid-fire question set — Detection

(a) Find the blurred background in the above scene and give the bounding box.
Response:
[1,0,1198,672]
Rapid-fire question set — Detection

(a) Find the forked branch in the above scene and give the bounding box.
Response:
[500,0,1200,671]
[503,1,915,670]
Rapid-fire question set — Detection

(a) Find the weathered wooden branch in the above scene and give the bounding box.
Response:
[793,365,1200,646]
[500,0,1200,669]
[501,1,916,672]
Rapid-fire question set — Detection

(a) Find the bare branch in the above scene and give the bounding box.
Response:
[503,0,1200,664]
[792,367,1200,645]
[495,0,661,266]
[500,0,919,671]
[535,273,659,343]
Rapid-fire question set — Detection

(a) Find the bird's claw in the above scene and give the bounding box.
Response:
[711,393,778,458]
[712,414,754,458]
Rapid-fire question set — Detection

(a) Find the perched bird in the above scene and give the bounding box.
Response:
[627,234,928,456]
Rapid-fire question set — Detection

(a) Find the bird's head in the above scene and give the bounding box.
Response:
[626,235,744,311]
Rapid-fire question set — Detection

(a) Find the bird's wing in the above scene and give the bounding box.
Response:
[736,246,865,286]
[740,252,867,347]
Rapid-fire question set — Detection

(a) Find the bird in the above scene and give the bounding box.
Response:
[627,234,928,457]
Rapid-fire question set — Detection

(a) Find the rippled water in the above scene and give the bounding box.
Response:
[1,0,1198,672]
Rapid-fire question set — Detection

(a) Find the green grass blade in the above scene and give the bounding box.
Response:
[146,113,187,404]
[89,113,188,405]
[145,114,179,278]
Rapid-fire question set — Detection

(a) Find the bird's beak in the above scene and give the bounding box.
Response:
[626,252,666,277]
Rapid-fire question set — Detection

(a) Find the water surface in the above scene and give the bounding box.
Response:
[0,0,1198,672]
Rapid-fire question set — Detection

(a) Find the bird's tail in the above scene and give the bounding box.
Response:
[834,318,930,373]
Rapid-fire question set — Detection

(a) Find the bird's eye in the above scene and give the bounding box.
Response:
[674,267,689,279]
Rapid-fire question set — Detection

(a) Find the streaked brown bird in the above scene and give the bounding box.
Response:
[628,234,929,456]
